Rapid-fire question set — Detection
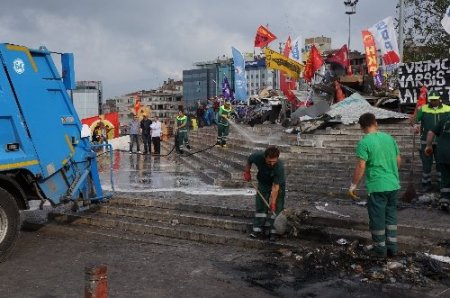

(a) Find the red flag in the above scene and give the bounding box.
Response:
[280,37,297,103]
[134,95,141,114]
[254,25,277,48]
[304,45,324,82]
[326,44,349,68]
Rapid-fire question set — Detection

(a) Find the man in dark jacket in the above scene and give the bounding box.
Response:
[140,114,152,154]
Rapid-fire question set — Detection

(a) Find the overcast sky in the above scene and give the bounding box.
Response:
[0,0,398,99]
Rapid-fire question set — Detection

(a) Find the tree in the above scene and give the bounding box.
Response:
[400,0,450,62]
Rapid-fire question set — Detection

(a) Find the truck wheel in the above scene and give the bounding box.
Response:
[0,187,20,262]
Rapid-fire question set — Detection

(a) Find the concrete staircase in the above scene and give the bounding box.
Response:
[169,120,425,199]
[51,195,450,255]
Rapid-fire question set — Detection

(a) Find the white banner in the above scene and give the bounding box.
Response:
[368,16,400,65]
[290,35,303,62]
[442,5,450,35]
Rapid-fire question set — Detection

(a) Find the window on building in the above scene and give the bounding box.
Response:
[255,74,259,79]
[262,73,265,79]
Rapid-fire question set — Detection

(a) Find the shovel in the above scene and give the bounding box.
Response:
[402,132,417,202]
[251,182,287,235]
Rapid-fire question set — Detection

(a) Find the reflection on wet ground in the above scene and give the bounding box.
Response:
[97,151,253,196]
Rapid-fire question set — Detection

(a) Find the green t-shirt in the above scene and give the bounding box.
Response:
[356,132,400,193]
[248,151,285,186]
[432,116,450,164]
[218,105,232,125]
[176,115,188,132]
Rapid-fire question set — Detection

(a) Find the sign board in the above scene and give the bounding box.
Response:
[398,58,450,104]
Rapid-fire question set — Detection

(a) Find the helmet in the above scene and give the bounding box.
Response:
[428,90,441,101]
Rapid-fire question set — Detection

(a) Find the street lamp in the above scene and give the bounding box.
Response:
[211,79,218,97]
[344,0,358,51]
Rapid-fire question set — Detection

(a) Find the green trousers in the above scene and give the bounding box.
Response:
[439,163,450,204]
[217,123,229,145]
[367,190,398,254]
[253,183,285,235]
[419,144,441,187]
[177,130,189,151]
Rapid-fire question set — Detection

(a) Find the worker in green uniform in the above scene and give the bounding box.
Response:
[217,102,232,148]
[175,108,190,154]
[350,113,401,258]
[243,146,285,241]
[425,116,450,212]
[415,91,450,192]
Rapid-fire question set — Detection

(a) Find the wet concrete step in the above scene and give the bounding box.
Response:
[51,211,298,250]
[97,204,251,232]
[52,209,442,254]
[109,197,450,242]
[49,195,450,254]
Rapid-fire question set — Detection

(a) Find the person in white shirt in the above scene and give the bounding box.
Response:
[150,116,162,155]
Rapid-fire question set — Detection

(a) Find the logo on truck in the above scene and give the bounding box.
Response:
[13,58,25,74]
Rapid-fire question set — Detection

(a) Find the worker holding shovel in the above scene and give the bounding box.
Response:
[243,146,285,241]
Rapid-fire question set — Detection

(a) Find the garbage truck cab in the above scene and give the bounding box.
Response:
[0,43,109,261]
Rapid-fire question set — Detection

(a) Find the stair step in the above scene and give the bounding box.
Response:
[98,204,250,232]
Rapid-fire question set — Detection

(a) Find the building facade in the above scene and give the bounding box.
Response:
[183,57,234,110]
[245,58,278,96]
[72,81,103,120]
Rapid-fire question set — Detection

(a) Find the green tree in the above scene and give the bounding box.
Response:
[401,0,450,62]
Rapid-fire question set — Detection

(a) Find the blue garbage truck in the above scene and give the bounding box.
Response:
[0,43,109,261]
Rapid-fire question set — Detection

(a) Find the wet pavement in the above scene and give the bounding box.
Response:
[97,150,254,197]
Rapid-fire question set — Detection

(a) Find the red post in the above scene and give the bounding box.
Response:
[85,264,108,298]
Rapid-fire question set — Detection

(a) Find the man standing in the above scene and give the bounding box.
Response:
[243,146,285,241]
[350,113,401,258]
[150,116,162,155]
[140,114,152,155]
[129,115,141,154]
[175,108,190,154]
[217,102,232,148]
[415,91,450,191]
[425,115,450,212]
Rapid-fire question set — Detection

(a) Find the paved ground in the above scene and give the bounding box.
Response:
[2,224,448,298]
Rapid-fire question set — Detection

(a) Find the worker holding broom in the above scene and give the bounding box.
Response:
[349,113,401,258]
[243,146,285,241]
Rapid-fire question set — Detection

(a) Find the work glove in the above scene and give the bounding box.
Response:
[243,171,251,182]
[269,202,276,213]
[348,183,359,200]
[424,146,433,156]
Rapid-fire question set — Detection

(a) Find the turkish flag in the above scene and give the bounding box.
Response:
[81,112,120,139]
[254,25,277,48]
[326,44,349,68]
[134,95,141,114]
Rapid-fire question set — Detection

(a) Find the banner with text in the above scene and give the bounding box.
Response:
[398,58,450,104]
[264,47,304,79]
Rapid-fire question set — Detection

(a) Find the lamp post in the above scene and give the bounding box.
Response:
[344,0,358,52]
[211,79,218,97]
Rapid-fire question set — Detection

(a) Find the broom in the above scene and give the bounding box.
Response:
[402,132,417,202]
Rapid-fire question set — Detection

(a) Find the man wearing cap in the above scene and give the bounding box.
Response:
[216,102,233,148]
[425,113,450,212]
[415,91,450,192]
